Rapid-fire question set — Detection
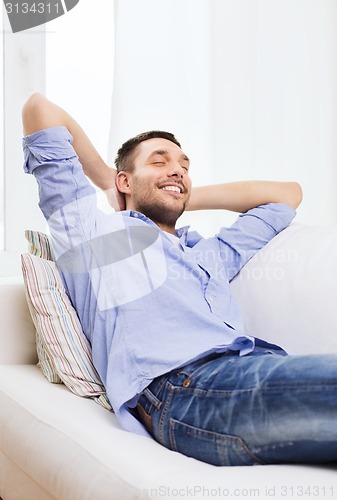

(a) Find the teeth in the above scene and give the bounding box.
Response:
[162,186,181,193]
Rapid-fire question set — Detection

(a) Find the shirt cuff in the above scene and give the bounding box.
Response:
[239,203,296,233]
[23,126,75,174]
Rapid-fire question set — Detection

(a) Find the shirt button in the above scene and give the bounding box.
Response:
[133,212,139,218]
[208,295,215,302]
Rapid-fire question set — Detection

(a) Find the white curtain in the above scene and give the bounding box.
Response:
[109,0,337,235]
[109,0,212,183]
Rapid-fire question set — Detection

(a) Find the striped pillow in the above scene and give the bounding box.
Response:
[21,251,112,410]
[25,229,54,260]
[25,230,62,383]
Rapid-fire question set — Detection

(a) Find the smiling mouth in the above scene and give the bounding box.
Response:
[161,185,183,194]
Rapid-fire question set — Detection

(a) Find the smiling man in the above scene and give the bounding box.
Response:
[22,93,337,467]
[115,133,192,234]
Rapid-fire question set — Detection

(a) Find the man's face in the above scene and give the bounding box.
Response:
[122,138,192,232]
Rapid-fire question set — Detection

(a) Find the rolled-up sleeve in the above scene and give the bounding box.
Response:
[23,126,96,221]
[23,126,99,264]
[217,203,296,281]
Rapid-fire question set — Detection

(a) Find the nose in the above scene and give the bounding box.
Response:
[167,162,185,178]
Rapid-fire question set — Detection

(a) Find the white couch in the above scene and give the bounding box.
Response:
[0,222,337,500]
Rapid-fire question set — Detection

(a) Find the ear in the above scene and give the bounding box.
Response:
[115,171,131,194]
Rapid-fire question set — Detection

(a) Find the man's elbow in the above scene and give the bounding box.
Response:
[286,182,303,210]
[22,93,46,136]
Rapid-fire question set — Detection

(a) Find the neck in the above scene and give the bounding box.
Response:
[157,223,176,234]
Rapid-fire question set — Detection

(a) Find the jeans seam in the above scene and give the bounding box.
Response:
[141,375,170,413]
[174,383,337,395]
[157,382,174,445]
[252,441,296,455]
[142,388,162,410]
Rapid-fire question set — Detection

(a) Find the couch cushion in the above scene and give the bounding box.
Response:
[0,366,139,500]
[21,252,111,410]
[0,365,336,500]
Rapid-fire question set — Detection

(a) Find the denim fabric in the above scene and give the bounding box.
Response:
[138,349,337,466]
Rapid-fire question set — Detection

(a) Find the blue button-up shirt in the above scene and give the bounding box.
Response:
[23,126,296,435]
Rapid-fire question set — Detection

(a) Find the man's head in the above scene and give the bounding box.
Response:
[115,131,192,234]
[115,131,182,173]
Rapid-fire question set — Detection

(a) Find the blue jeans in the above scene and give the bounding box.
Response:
[137,348,337,466]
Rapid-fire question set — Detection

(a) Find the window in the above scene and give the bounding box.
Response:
[46,0,114,161]
[0,0,114,277]
[1,7,46,277]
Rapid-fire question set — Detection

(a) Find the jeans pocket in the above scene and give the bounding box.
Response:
[169,418,265,466]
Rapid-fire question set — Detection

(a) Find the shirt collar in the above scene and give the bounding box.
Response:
[128,210,203,248]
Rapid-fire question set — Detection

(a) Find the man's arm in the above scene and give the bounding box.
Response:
[22,93,124,210]
[186,180,303,212]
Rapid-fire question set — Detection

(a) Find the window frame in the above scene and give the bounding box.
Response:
[0,10,46,277]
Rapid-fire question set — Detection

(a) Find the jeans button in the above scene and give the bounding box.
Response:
[183,379,191,388]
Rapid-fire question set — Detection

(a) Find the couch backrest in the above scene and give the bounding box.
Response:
[230,222,337,355]
[0,280,37,364]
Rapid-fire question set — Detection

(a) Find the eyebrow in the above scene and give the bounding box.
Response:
[147,149,190,164]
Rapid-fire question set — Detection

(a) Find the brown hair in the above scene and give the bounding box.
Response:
[115,130,181,173]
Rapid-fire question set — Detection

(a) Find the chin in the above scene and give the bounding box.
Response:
[137,203,183,229]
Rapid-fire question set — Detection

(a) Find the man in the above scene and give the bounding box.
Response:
[23,94,337,466]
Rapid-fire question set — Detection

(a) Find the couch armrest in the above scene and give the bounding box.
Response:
[0,279,37,364]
